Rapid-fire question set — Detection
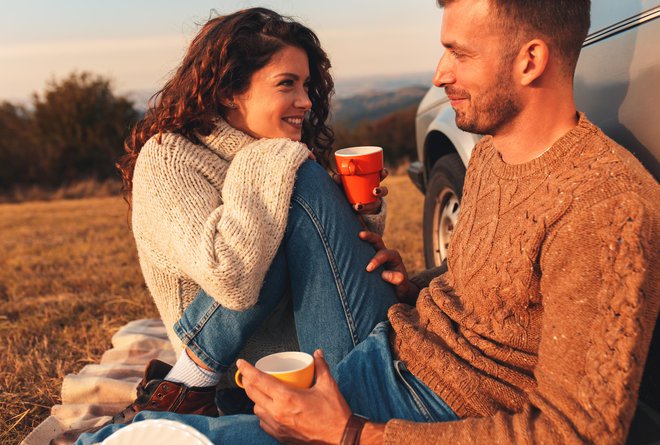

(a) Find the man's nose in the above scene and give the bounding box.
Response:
[433,51,455,88]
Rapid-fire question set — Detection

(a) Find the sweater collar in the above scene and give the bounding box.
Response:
[197,118,257,161]
[487,112,597,180]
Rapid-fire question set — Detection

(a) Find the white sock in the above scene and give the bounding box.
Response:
[165,349,222,388]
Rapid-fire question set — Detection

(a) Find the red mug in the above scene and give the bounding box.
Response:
[334,146,383,205]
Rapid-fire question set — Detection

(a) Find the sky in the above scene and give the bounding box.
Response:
[0,0,444,103]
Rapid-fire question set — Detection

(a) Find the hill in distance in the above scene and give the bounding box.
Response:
[331,85,428,129]
[127,71,433,115]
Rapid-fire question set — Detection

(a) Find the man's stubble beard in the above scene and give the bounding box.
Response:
[454,61,522,136]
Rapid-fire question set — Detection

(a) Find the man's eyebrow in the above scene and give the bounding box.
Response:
[442,40,468,51]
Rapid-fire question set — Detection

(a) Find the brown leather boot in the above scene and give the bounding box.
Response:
[50,359,219,445]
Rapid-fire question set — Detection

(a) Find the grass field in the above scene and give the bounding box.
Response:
[0,174,425,443]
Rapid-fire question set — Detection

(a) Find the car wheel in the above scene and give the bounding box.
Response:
[423,153,466,268]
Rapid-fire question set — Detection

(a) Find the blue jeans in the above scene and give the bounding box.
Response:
[76,161,457,444]
[77,324,457,444]
[173,160,398,369]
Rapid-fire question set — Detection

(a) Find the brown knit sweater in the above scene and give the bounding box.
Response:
[385,114,660,444]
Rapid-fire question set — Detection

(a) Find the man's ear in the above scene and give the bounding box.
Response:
[516,39,549,86]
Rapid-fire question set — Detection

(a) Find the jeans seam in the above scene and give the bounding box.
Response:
[393,360,434,422]
[174,300,230,372]
[291,194,360,347]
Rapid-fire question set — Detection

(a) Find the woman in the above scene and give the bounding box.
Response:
[54,7,398,445]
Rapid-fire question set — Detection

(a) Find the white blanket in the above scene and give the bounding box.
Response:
[22,319,176,445]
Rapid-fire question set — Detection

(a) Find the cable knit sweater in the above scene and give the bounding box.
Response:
[386,114,660,444]
[131,119,386,359]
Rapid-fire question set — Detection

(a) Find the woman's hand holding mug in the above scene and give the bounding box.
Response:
[333,146,388,214]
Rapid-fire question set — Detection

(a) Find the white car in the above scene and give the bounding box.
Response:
[408,1,660,442]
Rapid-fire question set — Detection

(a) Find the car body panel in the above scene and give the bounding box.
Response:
[589,0,658,33]
[576,6,660,179]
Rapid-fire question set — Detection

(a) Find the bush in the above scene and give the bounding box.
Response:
[32,72,139,186]
[0,72,139,191]
[0,103,39,188]
[333,105,417,167]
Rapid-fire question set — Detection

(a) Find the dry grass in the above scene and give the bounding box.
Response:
[0,174,424,443]
[0,178,123,204]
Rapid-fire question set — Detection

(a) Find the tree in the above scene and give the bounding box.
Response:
[333,105,417,168]
[32,72,139,185]
[0,102,39,189]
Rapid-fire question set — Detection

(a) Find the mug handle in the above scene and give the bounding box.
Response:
[338,159,356,176]
[234,370,245,389]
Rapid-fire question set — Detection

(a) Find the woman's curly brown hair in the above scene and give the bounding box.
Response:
[117,7,334,198]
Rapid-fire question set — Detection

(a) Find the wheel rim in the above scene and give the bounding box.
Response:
[432,188,460,264]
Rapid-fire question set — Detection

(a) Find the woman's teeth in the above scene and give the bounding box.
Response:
[284,117,303,125]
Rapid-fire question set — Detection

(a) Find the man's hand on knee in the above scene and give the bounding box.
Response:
[360,231,420,305]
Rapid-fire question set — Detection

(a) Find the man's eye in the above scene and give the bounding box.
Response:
[450,50,463,58]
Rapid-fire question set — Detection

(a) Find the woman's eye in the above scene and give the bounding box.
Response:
[278,80,294,87]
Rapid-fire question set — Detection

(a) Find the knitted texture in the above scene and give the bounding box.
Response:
[386,114,660,444]
[131,119,387,360]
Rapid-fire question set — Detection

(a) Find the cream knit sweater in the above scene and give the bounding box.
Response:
[131,119,386,360]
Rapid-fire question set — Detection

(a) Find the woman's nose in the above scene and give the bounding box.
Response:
[296,89,312,110]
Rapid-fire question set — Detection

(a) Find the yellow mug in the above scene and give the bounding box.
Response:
[235,351,315,389]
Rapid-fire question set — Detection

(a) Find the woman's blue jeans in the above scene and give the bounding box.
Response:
[75,161,457,444]
[173,159,398,370]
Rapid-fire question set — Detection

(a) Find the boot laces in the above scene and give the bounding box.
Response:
[111,383,153,423]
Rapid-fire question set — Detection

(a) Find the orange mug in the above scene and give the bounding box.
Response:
[334,146,383,205]
[235,351,314,390]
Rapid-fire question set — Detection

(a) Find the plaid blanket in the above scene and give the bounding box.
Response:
[21,319,175,445]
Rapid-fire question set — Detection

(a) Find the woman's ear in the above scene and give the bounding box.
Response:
[221,97,237,109]
[516,38,549,86]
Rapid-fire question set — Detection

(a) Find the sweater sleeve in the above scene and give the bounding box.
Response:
[360,199,387,235]
[384,193,660,444]
[133,137,309,311]
[409,261,448,291]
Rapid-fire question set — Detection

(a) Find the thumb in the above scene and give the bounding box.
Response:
[313,349,333,384]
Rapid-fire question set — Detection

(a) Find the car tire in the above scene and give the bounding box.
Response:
[423,153,466,268]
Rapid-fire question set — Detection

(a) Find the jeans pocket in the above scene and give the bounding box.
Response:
[393,360,435,422]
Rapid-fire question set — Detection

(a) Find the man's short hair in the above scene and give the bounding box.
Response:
[437,0,591,75]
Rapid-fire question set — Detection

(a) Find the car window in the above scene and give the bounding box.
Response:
[590,0,659,34]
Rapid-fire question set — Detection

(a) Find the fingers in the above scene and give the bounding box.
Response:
[312,350,333,386]
[381,270,407,286]
[253,404,278,436]
[359,231,386,250]
[380,168,389,181]
[356,200,381,214]
[308,150,316,160]
[366,249,400,272]
[373,186,388,198]
[236,359,280,408]
[331,172,342,185]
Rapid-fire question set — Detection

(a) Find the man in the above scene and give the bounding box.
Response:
[76,0,659,443]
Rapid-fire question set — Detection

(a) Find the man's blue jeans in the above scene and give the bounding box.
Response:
[77,323,457,444]
[76,161,457,444]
